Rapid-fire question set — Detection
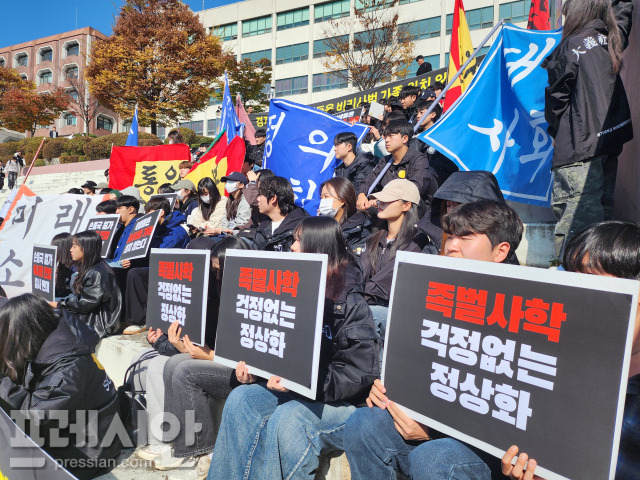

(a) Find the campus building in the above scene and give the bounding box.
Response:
[0,27,124,138]
[172,0,532,139]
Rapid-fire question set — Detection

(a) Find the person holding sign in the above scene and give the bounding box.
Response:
[51,232,74,299]
[208,216,380,480]
[343,200,524,480]
[51,231,122,338]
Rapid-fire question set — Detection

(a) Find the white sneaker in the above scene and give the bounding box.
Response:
[168,455,211,480]
[153,451,199,471]
[137,443,171,461]
[123,324,147,335]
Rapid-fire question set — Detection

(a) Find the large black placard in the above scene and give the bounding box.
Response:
[146,248,209,345]
[31,244,56,302]
[382,252,638,480]
[214,250,327,399]
[119,210,161,261]
[85,214,120,258]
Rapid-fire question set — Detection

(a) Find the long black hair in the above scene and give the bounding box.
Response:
[294,216,354,300]
[0,294,59,383]
[72,231,103,294]
[562,0,624,74]
[197,177,222,221]
[320,177,357,225]
[366,204,418,275]
[52,232,74,296]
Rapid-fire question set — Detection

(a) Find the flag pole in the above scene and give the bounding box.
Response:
[21,137,47,186]
[413,20,504,133]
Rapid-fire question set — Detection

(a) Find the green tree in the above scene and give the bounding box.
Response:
[220,58,272,112]
[85,0,233,134]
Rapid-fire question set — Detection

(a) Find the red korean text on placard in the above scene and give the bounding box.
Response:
[239,267,299,298]
[158,261,193,282]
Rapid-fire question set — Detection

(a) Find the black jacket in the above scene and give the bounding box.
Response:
[316,262,380,405]
[341,211,373,253]
[360,234,412,306]
[59,260,123,338]
[542,0,633,167]
[253,207,309,251]
[0,319,121,479]
[416,62,432,76]
[335,153,377,191]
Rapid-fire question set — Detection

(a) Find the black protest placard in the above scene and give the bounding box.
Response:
[149,193,179,212]
[215,250,327,399]
[382,251,638,480]
[146,249,210,345]
[32,244,56,302]
[118,210,161,262]
[85,214,120,257]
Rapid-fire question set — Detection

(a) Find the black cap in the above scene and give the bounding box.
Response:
[420,89,436,99]
[81,180,97,189]
[221,172,248,185]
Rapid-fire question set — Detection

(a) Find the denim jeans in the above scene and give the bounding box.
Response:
[163,354,237,458]
[344,407,498,480]
[207,382,355,480]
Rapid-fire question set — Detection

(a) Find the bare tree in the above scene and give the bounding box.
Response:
[66,75,101,134]
[320,0,415,91]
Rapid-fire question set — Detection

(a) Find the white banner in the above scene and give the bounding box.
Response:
[0,194,107,297]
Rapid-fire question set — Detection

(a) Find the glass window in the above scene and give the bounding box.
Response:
[207,119,218,136]
[65,66,79,79]
[179,120,204,135]
[64,114,77,127]
[275,75,308,96]
[313,35,348,58]
[277,8,309,30]
[354,29,387,50]
[212,23,238,41]
[157,126,165,139]
[40,48,53,62]
[16,54,28,67]
[67,89,79,101]
[19,74,27,80]
[97,116,114,131]
[242,49,272,63]
[66,43,79,56]
[40,71,52,84]
[0,58,4,68]
[315,0,350,22]
[276,43,309,64]
[242,16,272,37]
[312,70,348,92]
[399,0,422,3]
[401,17,441,40]
[499,1,527,23]
[355,0,394,12]
[447,6,494,34]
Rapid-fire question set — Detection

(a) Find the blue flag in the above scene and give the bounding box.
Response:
[263,99,369,215]
[218,73,243,143]
[125,104,139,147]
[420,24,562,206]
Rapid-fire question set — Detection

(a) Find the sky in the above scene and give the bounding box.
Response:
[0,0,243,49]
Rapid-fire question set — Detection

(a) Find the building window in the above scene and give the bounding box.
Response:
[277,7,309,30]
[312,70,348,92]
[275,75,308,96]
[97,116,114,131]
[67,89,79,101]
[66,43,80,57]
[313,35,348,58]
[157,126,165,139]
[0,58,5,68]
[242,49,272,63]
[15,54,28,67]
[65,65,79,79]
[39,71,52,84]
[276,43,309,65]
[19,74,27,80]
[425,54,440,70]
[64,114,77,127]
[207,119,218,136]
[355,0,394,12]
[212,23,238,41]
[179,120,203,135]
[40,48,53,63]
[500,1,527,24]
[242,16,272,37]
[399,0,422,4]
[447,6,494,33]
[315,0,350,22]
[401,17,441,40]
[354,29,388,50]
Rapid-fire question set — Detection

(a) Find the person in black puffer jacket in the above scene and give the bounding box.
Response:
[0,294,121,479]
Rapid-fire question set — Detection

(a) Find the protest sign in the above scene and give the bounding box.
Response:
[85,214,120,257]
[146,249,210,345]
[148,193,179,212]
[118,210,161,262]
[263,98,369,214]
[215,250,327,399]
[0,407,77,480]
[31,244,57,302]
[382,251,638,480]
[0,194,107,297]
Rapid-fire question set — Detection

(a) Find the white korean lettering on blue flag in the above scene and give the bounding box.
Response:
[419,25,562,206]
[263,99,370,214]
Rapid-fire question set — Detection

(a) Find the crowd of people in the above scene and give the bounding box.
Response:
[0,0,638,479]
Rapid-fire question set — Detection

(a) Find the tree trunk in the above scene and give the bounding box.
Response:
[151,116,157,136]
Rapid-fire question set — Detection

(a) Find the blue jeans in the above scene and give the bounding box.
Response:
[207,382,355,480]
[343,407,497,480]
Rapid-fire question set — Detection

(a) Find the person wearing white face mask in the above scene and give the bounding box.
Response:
[170,179,199,217]
[186,177,229,236]
[318,177,372,254]
[221,172,252,230]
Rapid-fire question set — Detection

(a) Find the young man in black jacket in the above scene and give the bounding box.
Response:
[333,132,376,191]
[253,176,309,251]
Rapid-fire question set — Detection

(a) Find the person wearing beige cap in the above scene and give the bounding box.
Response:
[361,179,420,352]
[170,178,199,216]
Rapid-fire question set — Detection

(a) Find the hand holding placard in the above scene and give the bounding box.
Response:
[501,446,543,480]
